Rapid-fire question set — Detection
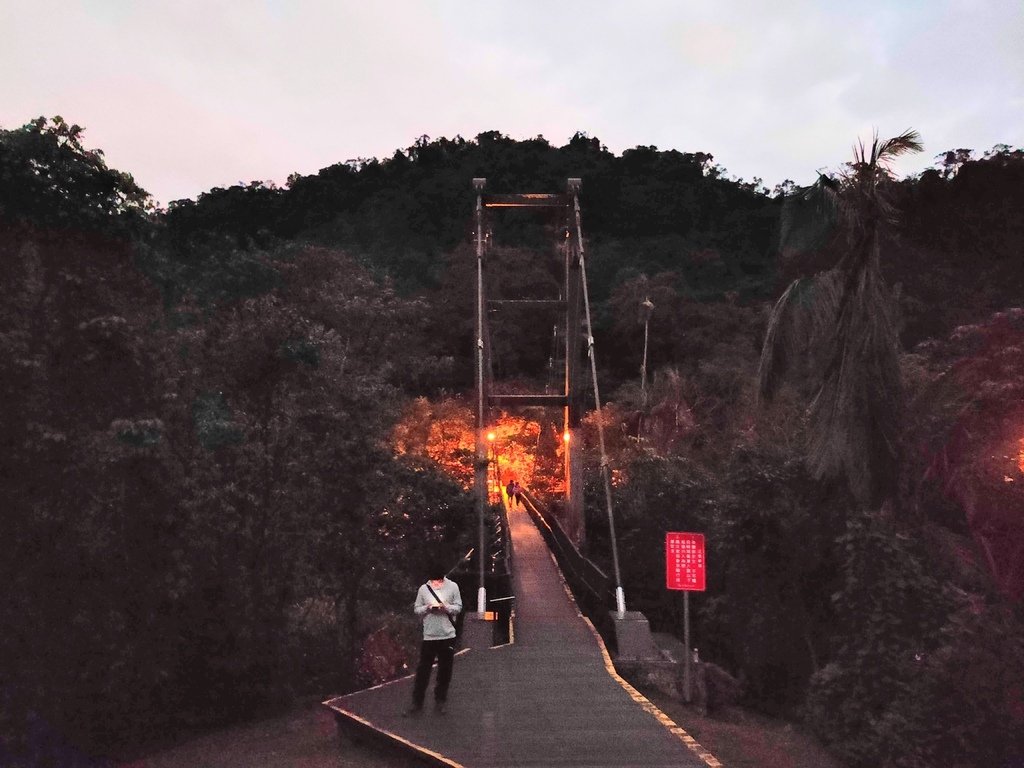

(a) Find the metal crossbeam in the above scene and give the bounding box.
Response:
[482,193,570,208]
[487,394,568,408]
[487,299,566,308]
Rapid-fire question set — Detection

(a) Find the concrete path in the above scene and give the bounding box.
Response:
[324,504,720,767]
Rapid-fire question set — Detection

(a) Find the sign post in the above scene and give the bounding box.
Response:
[666,532,706,703]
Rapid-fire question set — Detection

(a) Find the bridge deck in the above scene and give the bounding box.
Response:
[324,504,717,767]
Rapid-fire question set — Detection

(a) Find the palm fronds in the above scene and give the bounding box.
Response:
[757,269,843,404]
[779,174,841,257]
[806,255,902,506]
[874,129,924,164]
[758,129,922,507]
[758,278,803,403]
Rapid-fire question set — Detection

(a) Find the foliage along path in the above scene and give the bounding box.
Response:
[324,501,720,767]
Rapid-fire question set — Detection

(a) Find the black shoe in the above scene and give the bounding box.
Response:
[402,704,423,717]
[434,702,447,715]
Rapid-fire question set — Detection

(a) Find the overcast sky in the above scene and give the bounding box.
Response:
[3,0,1021,206]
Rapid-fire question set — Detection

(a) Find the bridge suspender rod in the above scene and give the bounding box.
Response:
[570,179,627,618]
[473,178,487,615]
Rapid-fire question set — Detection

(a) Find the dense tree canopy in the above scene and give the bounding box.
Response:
[162,130,779,298]
[2,115,1023,766]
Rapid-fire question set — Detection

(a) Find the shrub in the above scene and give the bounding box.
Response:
[805,514,949,767]
[901,600,1024,767]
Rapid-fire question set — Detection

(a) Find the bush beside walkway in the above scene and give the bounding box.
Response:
[641,689,843,768]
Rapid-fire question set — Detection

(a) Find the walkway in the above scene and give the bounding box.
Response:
[323,503,719,767]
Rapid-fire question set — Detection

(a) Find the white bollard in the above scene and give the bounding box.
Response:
[615,586,626,617]
[477,586,487,614]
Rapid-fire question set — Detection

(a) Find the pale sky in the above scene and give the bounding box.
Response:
[2,0,1022,206]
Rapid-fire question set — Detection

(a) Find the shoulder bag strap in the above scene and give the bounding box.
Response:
[425,583,457,629]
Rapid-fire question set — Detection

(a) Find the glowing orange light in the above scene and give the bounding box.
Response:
[563,431,571,443]
[396,404,547,493]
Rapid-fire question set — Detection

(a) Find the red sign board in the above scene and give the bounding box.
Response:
[666,532,706,591]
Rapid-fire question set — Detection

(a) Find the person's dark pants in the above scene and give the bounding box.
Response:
[412,638,455,705]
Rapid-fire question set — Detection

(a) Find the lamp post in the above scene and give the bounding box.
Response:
[640,297,654,422]
[487,431,497,502]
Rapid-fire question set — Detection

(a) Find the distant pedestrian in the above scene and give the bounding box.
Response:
[514,481,524,508]
[506,480,518,507]
[404,559,462,716]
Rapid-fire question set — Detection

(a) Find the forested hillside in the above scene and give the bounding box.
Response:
[2,116,1022,767]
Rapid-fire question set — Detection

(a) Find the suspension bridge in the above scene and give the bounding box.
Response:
[324,180,719,767]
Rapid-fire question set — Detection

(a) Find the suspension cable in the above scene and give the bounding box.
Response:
[571,187,627,617]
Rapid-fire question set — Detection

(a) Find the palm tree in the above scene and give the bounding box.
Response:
[758,130,923,508]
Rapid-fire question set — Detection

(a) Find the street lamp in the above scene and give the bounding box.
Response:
[487,431,497,501]
[640,297,655,408]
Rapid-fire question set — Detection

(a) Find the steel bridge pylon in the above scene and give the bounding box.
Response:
[471,177,626,617]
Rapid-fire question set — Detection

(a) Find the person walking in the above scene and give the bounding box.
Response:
[505,479,518,508]
[404,560,462,716]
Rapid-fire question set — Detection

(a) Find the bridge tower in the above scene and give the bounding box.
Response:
[472,178,625,617]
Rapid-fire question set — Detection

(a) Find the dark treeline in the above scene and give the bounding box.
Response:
[0,118,475,761]
[2,116,1023,766]
[160,130,778,296]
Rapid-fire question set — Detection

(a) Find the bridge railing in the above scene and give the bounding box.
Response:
[451,502,514,645]
[519,489,617,651]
